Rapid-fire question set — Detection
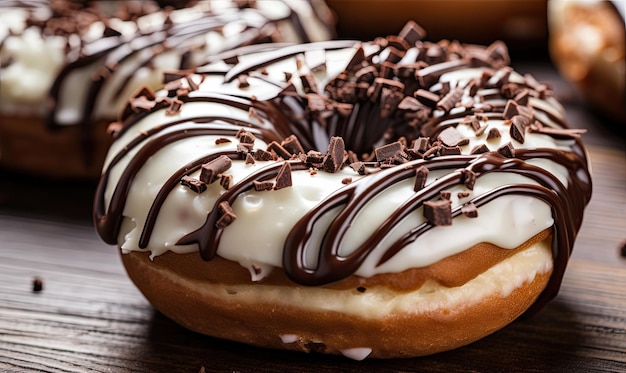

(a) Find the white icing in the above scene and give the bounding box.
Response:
[100,41,574,280]
[340,347,372,361]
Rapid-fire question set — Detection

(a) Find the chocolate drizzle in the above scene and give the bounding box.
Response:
[94,23,592,315]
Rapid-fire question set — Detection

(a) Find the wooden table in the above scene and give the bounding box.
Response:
[1,63,625,372]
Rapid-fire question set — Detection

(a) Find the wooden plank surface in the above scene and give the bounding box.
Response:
[1,63,625,372]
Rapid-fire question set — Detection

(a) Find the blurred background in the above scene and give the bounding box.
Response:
[329,0,550,60]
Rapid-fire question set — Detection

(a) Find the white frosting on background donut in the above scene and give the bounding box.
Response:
[0,1,334,123]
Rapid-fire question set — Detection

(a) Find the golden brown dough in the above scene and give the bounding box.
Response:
[121,234,553,358]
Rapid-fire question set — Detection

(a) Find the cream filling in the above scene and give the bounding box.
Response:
[163,238,552,319]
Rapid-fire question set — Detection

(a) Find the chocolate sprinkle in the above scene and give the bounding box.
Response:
[510,116,527,144]
[237,130,256,144]
[281,135,305,155]
[267,141,292,160]
[130,96,156,112]
[461,202,479,218]
[323,137,345,173]
[422,145,441,159]
[245,153,255,165]
[220,174,233,190]
[200,155,232,184]
[163,71,188,84]
[237,143,253,156]
[32,277,43,293]
[503,100,519,120]
[486,127,501,140]
[438,127,469,147]
[238,74,250,88]
[306,150,325,166]
[374,141,403,162]
[413,137,430,152]
[215,138,232,145]
[514,89,530,105]
[423,199,452,226]
[165,99,183,115]
[274,162,293,190]
[181,175,207,193]
[474,121,488,137]
[253,180,274,191]
[436,87,464,113]
[457,191,471,199]
[413,165,429,191]
[470,144,490,154]
[440,145,461,155]
[461,169,477,190]
[254,149,275,161]
[528,124,587,139]
[215,201,236,228]
[440,190,451,200]
[350,161,367,175]
[300,74,319,94]
[497,142,515,158]
[414,89,440,108]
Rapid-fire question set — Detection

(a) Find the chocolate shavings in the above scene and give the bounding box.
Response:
[215,201,236,228]
[323,137,345,173]
[181,175,207,193]
[200,155,232,184]
[461,202,478,218]
[423,199,452,226]
[274,162,293,190]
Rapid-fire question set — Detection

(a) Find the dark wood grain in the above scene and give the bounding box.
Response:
[1,64,625,372]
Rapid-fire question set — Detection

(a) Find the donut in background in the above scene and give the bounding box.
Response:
[548,0,626,125]
[0,0,335,179]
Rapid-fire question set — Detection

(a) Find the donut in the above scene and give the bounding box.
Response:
[548,0,626,124]
[94,22,592,359]
[0,0,335,179]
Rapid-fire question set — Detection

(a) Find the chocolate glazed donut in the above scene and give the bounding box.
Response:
[94,22,592,359]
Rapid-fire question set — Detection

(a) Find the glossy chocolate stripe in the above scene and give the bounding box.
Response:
[283,157,471,284]
[95,127,241,244]
[138,150,240,249]
[176,160,310,260]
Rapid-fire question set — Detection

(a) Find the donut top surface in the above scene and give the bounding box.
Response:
[95,22,592,313]
[0,0,334,125]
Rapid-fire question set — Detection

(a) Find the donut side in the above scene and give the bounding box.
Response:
[120,231,553,359]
